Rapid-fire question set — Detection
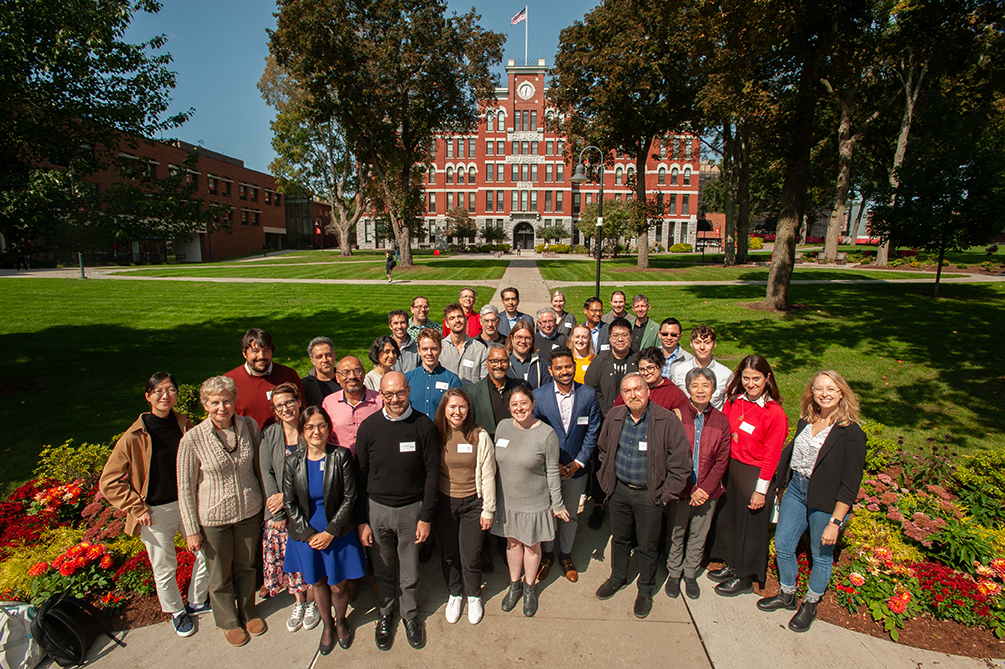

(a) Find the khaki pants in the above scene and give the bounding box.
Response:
[201,511,263,630]
[139,501,210,613]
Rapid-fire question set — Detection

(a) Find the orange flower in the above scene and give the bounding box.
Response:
[897,590,911,604]
[99,555,114,569]
[28,562,49,577]
[58,563,75,577]
[991,559,1005,577]
[978,581,1002,596]
[873,546,892,561]
[887,596,907,614]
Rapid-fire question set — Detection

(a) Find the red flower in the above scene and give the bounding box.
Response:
[28,561,49,577]
[59,563,75,577]
[887,596,907,614]
[100,555,114,569]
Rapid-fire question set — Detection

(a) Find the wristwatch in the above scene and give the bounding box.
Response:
[829,517,842,526]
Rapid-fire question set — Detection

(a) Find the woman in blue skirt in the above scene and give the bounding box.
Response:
[283,406,366,654]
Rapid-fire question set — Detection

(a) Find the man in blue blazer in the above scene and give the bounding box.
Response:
[532,345,602,583]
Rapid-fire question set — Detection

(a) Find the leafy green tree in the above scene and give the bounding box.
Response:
[258,57,366,257]
[269,0,504,267]
[0,0,191,250]
[538,224,569,244]
[577,198,631,257]
[445,207,477,246]
[550,0,702,270]
[479,223,508,245]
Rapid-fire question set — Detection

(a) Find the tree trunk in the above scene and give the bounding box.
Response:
[338,224,352,256]
[824,95,855,263]
[934,233,945,297]
[736,122,751,264]
[636,143,650,269]
[722,121,737,267]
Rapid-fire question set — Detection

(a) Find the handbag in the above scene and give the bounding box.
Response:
[28,593,125,667]
[0,602,43,669]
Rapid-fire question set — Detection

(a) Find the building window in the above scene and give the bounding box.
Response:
[446,140,453,158]
[498,162,505,182]
[546,140,554,156]
[658,167,666,185]
[497,114,505,132]
[428,168,436,184]
[457,168,464,185]
[682,194,690,215]
[207,176,217,194]
[240,209,248,225]
[222,180,231,197]
[512,141,518,155]
[685,139,693,160]
[656,221,662,245]
[545,164,553,182]
[486,141,494,156]
[520,190,528,211]
[486,164,494,182]
[530,190,538,211]
[468,138,476,158]
[572,193,581,214]
[531,141,539,155]
[667,193,676,215]
[556,191,563,212]
[429,193,436,213]
[485,112,494,133]
[522,110,529,131]
[239,185,247,200]
[468,192,476,213]
[446,167,454,184]
[615,167,623,185]
[521,164,529,181]
[585,193,593,205]
[530,110,537,131]
[497,140,505,155]
[497,190,505,211]
[469,167,476,184]
[511,190,518,211]
[274,193,280,207]
[251,187,259,202]
[660,139,667,160]
[520,141,527,155]
[486,190,493,212]
[556,164,564,183]
[615,193,623,203]
[531,164,538,182]
[670,168,678,186]
[447,193,454,210]
[545,190,552,212]
[265,190,272,204]
[683,168,691,186]
[657,193,664,212]
[557,140,565,155]
[511,164,519,182]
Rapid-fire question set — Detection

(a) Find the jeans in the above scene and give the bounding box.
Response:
[774,472,835,599]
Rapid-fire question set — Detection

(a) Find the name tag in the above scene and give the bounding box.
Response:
[400,441,416,453]
[563,322,572,329]
[319,460,325,471]
[458,443,473,454]
[639,441,648,452]
[581,364,590,372]
[496,439,509,448]
[266,389,273,400]
[462,359,475,368]
[577,416,589,426]
[435,381,449,390]
[739,421,755,435]
[600,344,610,351]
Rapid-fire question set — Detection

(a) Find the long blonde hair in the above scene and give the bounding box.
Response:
[570,323,595,358]
[800,370,860,426]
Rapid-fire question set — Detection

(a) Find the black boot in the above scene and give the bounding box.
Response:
[522,581,538,617]
[757,590,798,612]
[706,565,735,583]
[501,580,522,612]
[788,601,818,632]
[714,576,754,597]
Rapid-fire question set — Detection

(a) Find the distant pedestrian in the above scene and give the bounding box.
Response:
[262,244,268,258]
[385,251,396,283]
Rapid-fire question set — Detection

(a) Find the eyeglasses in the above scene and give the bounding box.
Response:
[303,423,328,433]
[381,390,409,400]
[273,399,298,412]
[487,358,509,366]
[659,331,681,338]
[149,387,178,398]
[638,365,659,375]
[482,317,500,324]
[812,386,840,395]
[337,368,365,377]
[610,333,631,341]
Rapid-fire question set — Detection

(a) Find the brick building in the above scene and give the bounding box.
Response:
[356,59,701,251]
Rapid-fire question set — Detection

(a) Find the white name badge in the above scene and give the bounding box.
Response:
[400,441,416,453]
[266,389,273,400]
[600,344,610,351]
[458,443,473,454]
[739,421,756,435]
[577,416,589,425]
[462,359,475,368]
[563,322,572,329]
[435,381,449,390]
[496,439,509,448]
[639,441,648,451]
[581,364,590,372]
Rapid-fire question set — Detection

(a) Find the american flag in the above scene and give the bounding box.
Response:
[511,7,527,25]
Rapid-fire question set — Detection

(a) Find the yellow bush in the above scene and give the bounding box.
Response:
[0,526,84,599]
[749,236,764,250]
[845,509,924,564]
[34,439,112,488]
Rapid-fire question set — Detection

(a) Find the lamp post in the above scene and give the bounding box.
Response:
[570,146,604,300]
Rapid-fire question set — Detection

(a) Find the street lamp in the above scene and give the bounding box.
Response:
[570,146,604,300]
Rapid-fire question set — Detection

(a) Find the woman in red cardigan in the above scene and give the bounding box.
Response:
[708,355,788,596]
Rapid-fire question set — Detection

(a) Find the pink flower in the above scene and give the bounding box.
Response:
[887,596,907,614]
[873,547,892,560]
[978,581,1002,596]
[866,503,880,511]
[849,572,865,586]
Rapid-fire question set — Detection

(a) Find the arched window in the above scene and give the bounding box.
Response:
[670,167,678,186]
[428,167,436,185]
[626,166,636,185]
[615,167,623,186]
[496,113,505,133]
[486,111,495,132]
[446,166,454,184]
[457,167,464,184]
[683,168,691,186]
[658,167,666,185]
[468,167,476,184]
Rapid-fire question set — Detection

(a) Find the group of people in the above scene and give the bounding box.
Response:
[97,287,866,654]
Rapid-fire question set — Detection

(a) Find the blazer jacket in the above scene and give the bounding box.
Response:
[596,403,691,505]
[634,318,660,350]
[282,444,357,542]
[259,422,305,522]
[467,375,528,439]
[770,419,867,512]
[532,382,602,479]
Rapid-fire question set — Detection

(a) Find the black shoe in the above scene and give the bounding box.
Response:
[633,591,653,619]
[596,577,627,601]
[684,577,701,600]
[404,618,424,649]
[706,565,735,583]
[522,581,538,617]
[788,601,818,632]
[374,614,393,651]
[757,590,798,612]
[418,541,433,565]
[664,576,681,599]
[714,576,754,597]
[319,626,336,656]
[587,504,605,530]
[501,580,522,612]
[337,623,354,650]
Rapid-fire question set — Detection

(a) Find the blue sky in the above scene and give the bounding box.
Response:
[126,1,601,174]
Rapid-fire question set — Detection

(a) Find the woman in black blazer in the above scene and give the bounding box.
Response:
[282,406,367,654]
[756,370,866,633]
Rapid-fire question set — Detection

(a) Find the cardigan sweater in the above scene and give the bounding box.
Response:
[99,411,194,536]
[177,415,264,536]
[771,420,867,512]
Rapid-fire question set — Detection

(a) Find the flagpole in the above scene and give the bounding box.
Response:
[524,6,528,62]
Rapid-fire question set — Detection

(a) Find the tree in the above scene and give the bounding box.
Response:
[577,198,632,257]
[550,0,703,270]
[479,223,508,245]
[538,223,569,244]
[445,207,477,246]
[258,57,366,257]
[269,0,504,267]
[0,0,191,249]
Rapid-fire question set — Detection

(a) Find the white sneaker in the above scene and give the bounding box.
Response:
[445,595,463,624]
[467,596,484,625]
[302,601,321,630]
[286,602,305,632]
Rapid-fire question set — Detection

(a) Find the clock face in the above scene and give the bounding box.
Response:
[517,82,535,101]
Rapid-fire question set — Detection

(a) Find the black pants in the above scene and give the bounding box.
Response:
[433,494,485,597]
[609,481,664,594]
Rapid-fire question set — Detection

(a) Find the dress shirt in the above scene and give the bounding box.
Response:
[791,423,834,478]
[554,384,575,433]
[614,406,650,487]
[321,389,383,456]
[404,364,462,418]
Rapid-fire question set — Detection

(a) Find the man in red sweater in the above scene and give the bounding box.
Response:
[224,328,304,430]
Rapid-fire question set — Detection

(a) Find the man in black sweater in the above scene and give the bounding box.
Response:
[355,371,439,651]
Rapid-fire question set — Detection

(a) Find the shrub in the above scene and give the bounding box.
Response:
[953,449,1005,527]
[913,560,1005,636]
[668,243,692,253]
[34,439,112,489]
[175,383,205,423]
[535,244,545,252]
[888,257,908,267]
[573,244,588,254]
[748,236,763,250]
[861,420,898,472]
[930,518,998,575]
[0,479,70,558]
[844,509,925,565]
[550,244,571,253]
[957,264,969,269]
[0,526,84,600]
[114,549,195,597]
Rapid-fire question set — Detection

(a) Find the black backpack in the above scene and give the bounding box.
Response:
[29,592,125,667]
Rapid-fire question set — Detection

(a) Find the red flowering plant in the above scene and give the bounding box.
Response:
[912,560,1005,638]
[0,479,70,559]
[114,549,196,599]
[29,479,86,520]
[29,540,116,604]
[834,544,923,641]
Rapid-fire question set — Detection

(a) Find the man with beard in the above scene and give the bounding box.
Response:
[601,290,629,325]
[466,344,527,441]
[321,356,383,456]
[439,303,487,386]
[477,305,506,346]
[301,336,341,407]
[389,310,419,373]
[225,328,304,430]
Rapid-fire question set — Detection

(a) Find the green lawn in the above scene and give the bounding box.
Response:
[538,258,965,282]
[252,249,455,263]
[555,282,1005,457]
[0,280,461,489]
[113,257,508,281]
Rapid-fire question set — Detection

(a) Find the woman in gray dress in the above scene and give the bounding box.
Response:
[490,385,568,617]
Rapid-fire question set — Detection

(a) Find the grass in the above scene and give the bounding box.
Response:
[538,258,965,282]
[0,280,461,489]
[113,257,508,281]
[554,281,1005,458]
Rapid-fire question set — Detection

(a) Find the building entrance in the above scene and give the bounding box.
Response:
[513,222,535,252]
